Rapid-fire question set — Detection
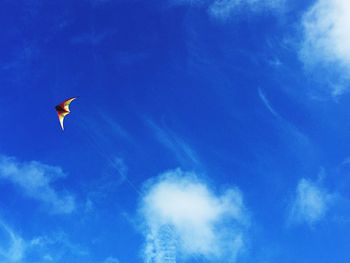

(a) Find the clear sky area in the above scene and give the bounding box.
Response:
[1,0,350,262]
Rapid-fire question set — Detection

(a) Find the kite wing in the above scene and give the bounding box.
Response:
[55,97,77,130]
[59,97,76,112]
[57,111,69,130]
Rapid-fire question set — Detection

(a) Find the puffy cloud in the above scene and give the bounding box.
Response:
[0,155,75,214]
[0,221,25,263]
[138,169,249,263]
[300,0,350,96]
[289,178,335,225]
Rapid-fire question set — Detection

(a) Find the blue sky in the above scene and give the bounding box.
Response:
[1,0,350,262]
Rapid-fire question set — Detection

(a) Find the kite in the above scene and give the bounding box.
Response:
[55,97,77,130]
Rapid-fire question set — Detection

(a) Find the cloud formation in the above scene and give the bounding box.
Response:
[289,178,335,225]
[138,169,249,263]
[300,0,350,96]
[0,155,75,214]
[0,221,25,263]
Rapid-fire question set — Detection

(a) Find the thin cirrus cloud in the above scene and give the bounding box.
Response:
[138,169,249,263]
[0,221,25,263]
[258,87,280,118]
[171,0,285,20]
[101,257,120,263]
[29,232,89,262]
[145,119,201,170]
[289,178,335,226]
[209,0,285,20]
[0,155,75,214]
[300,0,350,96]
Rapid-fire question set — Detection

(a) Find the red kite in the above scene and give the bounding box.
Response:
[55,97,77,130]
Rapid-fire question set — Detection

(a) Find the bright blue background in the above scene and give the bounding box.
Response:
[1,0,350,262]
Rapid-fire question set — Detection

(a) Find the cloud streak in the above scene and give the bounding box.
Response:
[171,0,285,20]
[146,119,201,170]
[258,88,279,118]
[0,155,75,214]
[138,169,249,263]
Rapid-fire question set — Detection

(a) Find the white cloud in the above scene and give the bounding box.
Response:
[138,169,249,263]
[0,155,75,214]
[300,0,350,96]
[289,178,335,225]
[0,221,25,263]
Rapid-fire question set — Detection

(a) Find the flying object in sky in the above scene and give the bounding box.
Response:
[55,97,77,130]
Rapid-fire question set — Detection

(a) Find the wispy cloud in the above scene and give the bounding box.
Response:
[0,155,75,214]
[0,43,41,86]
[170,0,285,20]
[99,113,134,144]
[289,177,335,226]
[146,119,201,170]
[29,232,89,263]
[84,156,128,211]
[258,88,279,118]
[88,0,113,6]
[138,169,249,263]
[101,257,120,263]
[0,219,89,263]
[209,0,285,20]
[110,157,128,183]
[257,87,315,160]
[1,44,38,71]
[80,111,134,155]
[0,221,25,263]
[114,51,150,67]
[300,0,350,97]
[71,31,114,46]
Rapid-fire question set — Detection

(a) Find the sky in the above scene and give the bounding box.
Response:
[1,0,350,262]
